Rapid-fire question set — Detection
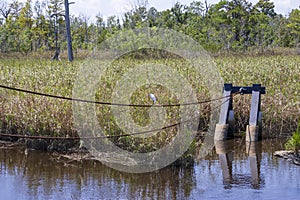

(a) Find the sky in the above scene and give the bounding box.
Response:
[14,0,300,21]
[69,0,300,21]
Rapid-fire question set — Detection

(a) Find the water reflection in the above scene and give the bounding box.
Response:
[0,145,195,199]
[0,139,299,200]
[215,140,234,188]
[215,140,264,189]
[246,142,262,189]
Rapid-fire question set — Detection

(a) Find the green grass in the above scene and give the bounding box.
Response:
[0,54,299,153]
[285,122,300,153]
[215,55,300,135]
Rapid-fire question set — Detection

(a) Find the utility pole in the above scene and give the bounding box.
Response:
[64,0,74,62]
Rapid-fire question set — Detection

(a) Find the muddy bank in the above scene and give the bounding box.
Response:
[0,138,194,167]
[0,135,80,152]
[0,139,94,164]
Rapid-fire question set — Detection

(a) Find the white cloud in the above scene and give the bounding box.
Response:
[15,0,300,20]
[273,0,300,16]
[71,0,299,19]
[72,0,126,18]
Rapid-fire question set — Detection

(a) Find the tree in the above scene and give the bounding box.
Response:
[171,2,188,25]
[32,0,48,51]
[287,8,300,47]
[0,0,298,54]
[188,1,205,16]
[64,0,74,61]
[204,0,233,51]
[251,0,276,50]
[0,1,12,52]
[0,0,24,52]
[9,0,23,19]
[184,1,206,43]
[123,6,148,29]
[148,7,158,27]
[156,9,173,29]
[94,13,106,44]
[17,0,34,53]
[107,15,120,33]
[47,0,64,60]
[0,0,12,20]
[226,0,253,50]
[255,0,276,18]
[71,14,92,50]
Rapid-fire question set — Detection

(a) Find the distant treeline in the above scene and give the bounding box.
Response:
[0,0,299,55]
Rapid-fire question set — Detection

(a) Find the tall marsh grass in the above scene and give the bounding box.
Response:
[0,54,299,152]
[215,55,299,136]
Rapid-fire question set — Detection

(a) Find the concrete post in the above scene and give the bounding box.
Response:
[246,84,262,142]
[214,84,233,141]
[214,84,265,142]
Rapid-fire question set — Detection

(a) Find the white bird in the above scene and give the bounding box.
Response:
[149,93,156,104]
[79,140,84,149]
[24,148,28,157]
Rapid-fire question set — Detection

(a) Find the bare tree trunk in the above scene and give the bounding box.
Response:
[205,0,209,15]
[52,48,60,60]
[64,0,74,62]
[0,1,11,20]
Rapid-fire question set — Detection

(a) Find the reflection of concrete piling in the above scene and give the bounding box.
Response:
[215,140,234,154]
[214,84,265,141]
[215,141,234,183]
[246,141,262,156]
[246,142,262,188]
[214,141,264,189]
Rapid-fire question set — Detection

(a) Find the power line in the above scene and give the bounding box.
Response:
[0,92,240,140]
[0,84,231,107]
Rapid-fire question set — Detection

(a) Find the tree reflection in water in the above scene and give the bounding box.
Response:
[0,139,299,199]
[0,145,195,199]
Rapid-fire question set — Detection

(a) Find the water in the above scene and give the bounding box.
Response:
[0,139,299,200]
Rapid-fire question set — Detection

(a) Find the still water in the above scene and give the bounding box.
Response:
[0,139,299,200]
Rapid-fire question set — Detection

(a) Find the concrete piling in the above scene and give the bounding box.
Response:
[214,84,265,141]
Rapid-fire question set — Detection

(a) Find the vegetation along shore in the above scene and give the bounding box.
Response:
[0,0,299,163]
